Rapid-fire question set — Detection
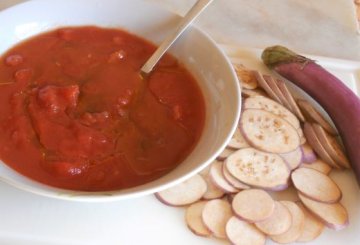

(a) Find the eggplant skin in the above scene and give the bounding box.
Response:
[262,45,360,187]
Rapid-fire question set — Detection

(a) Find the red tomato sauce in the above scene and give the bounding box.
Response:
[0,26,205,191]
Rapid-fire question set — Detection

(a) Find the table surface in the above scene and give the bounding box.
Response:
[0,1,360,245]
[1,0,360,60]
[146,0,360,61]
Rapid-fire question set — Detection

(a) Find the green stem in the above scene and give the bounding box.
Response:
[261,45,310,68]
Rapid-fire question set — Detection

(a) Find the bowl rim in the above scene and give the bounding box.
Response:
[0,0,241,202]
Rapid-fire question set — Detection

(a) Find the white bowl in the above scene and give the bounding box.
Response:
[0,0,241,201]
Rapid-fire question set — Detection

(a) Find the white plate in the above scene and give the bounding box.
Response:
[0,46,359,245]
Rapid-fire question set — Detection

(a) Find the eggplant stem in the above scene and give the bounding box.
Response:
[262,45,314,68]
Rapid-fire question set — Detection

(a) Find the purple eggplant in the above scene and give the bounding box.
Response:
[262,45,360,186]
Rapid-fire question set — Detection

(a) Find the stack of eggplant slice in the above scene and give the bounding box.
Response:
[155,47,354,245]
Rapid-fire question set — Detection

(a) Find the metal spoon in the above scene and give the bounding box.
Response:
[140,0,214,75]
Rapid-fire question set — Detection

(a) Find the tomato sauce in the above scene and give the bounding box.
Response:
[0,26,205,191]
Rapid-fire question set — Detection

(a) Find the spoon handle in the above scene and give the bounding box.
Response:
[141,0,214,74]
